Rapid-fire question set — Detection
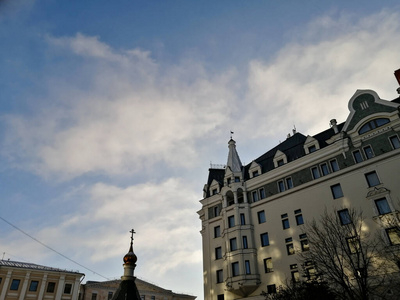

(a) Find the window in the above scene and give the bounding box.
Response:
[277,159,284,167]
[230,238,237,251]
[64,283,72,294]
[308,145,317,153]
[331,183,344,199]
[232,262,239,276]
[91,293,97,300]
[291,270,300,282]
[267,284,276,294]
[228,215,235,228]
[300,233,309,251]
[286,243,295,255]
[330,159,339,172]
[108,292,113,300]
[375,198,391,215]
[320,163,329,176]
[47,282,56,293]
[286,177,293,189]
[213,205,220,217]
[216,269,223,283]
[347,237,360,254]
[281,213,289,229]
[10,279,20,290]
[278,180,285,192]
[29,280,39,292]
[245,260,251,274]
[386,228,400,245]
[214,226,221,238]
[306,267,317,280]
[240,213,246,225]
[227,178,231,185]
[217,295,224,300]
[295,209,304,225]
[358,118,390,134]
[212,189,218,195]
[215,247,222,259]
[264,258,273,273]
[151,296,155,300]
[311,167,320,179]
[261,233,270,247]
[252,190,259,202]
[390,135,400,149]
[353,150,363,163]
[252,170,259,177]
[338,209,351,225]
[365,171,380,187]
[363,145,374,159]
[243,236,248,249]
[141,296,145,300]
[234,176,240,182]
[258,210,266,223]
[259,188,266,199]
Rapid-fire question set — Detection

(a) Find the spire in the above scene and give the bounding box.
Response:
[226,138,242,173]
[112,229,141,300]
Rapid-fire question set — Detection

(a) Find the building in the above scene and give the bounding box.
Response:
[0,259,84,300]
[80,230,196,300]
[198,88,400,300]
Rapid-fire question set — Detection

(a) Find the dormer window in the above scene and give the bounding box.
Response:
[304,136,320,154]
[308,145,317,153]
[234,177,240,182]
[212,189,218,195]
[252,170,259,177]
[277,159,284,167]
[358,118,389,135]
[273,150,287,168]
[227,178,231,185]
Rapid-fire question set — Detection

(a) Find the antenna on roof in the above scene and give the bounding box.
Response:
[293,125,297,135]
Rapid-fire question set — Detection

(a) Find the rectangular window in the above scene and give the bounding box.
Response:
[281,213,289,229]
[365,171,380,187]
[64,283,72,294]
[108,292,113,300]
[321,163,330,176]
[215,247,222,259]
[286,243,295,255]
[243,236,248,249]
[29,280,39,292]
[252,191,259,202]
[267,284,276,294]
[91,293,97,300]
[331,183,344,199]
[375,198,391,215]
[286,177,293,189]
[10,279,20,290]
[347,237,360,254]
[259,188,266,199]
[278,180,285,192]
[228,215,235,228]
[258,210,266,223]
[47,282,56,293]
[308,145,317,153]
[252,170,259,177]
[390,135,400,149]
[291,270,300,282]
[216,269,223,283]
[227,178,231,185]
[234,176,240,182]
[295,209,304,225]
[330,159,339,172]
[261,233,270,247]
[300,234,309,251]
[214,226,221,238]
[213,205,220,217]
[386,228,400,245]
[245,260,251,274]
[311,167,320,179]
[363,145,374,159]
[240,213,246,225]
[230,238,237,251]
[217,295,224,300]
[338,209,351,225]
[212,189,218,195]
[277,159,284,166]
[353,150,363,163]
[264,258,273,273]
[232,262,239,277]
[306,267,316,280]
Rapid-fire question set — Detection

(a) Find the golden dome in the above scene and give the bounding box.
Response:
[123,243,137,265]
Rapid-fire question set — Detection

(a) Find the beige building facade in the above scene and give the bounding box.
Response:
[0,260,84,300]
[79,279,196,300]
[198,89,400,300]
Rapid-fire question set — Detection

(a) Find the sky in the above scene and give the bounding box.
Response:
[1,0,400,299]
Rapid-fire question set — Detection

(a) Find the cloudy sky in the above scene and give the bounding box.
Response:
[1,0,400,298]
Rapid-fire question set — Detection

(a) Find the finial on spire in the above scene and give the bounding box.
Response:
[130,229,136,244]
[230,131,234,140]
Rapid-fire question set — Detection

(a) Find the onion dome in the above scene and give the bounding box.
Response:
[123,243,137,265]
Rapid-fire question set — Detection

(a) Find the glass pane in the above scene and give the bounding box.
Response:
[375,198,391,215]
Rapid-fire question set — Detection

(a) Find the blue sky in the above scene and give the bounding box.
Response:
[1,0,400,298]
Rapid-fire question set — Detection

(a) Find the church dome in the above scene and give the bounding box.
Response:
[123,244,137,265]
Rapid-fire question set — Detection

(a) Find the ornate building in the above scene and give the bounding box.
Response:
[198,88,400,300]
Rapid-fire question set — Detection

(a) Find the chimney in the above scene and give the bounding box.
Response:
[330,119,339,134]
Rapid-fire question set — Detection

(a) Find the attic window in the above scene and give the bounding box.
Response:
[212,189,218,195]
[308,145,317,153]
[358,118,389,135]
[277,159,284,167]
[253,170,259,177]
[234,177,240,182]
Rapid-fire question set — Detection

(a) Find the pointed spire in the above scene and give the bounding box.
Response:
[226,138,242,173]
[122,229,137,280]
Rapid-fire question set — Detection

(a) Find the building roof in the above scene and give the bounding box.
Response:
[0,260,84,275]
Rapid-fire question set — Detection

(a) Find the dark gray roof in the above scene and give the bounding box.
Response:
[0,260,84,275]
[111,280,141,300]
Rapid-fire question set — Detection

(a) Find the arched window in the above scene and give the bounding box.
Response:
[358,118,390,134]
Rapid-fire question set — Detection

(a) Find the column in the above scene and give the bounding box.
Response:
[18,271,30,300]
[37,273,47,300]
[0,270,12,300]
[55,275,65,299]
